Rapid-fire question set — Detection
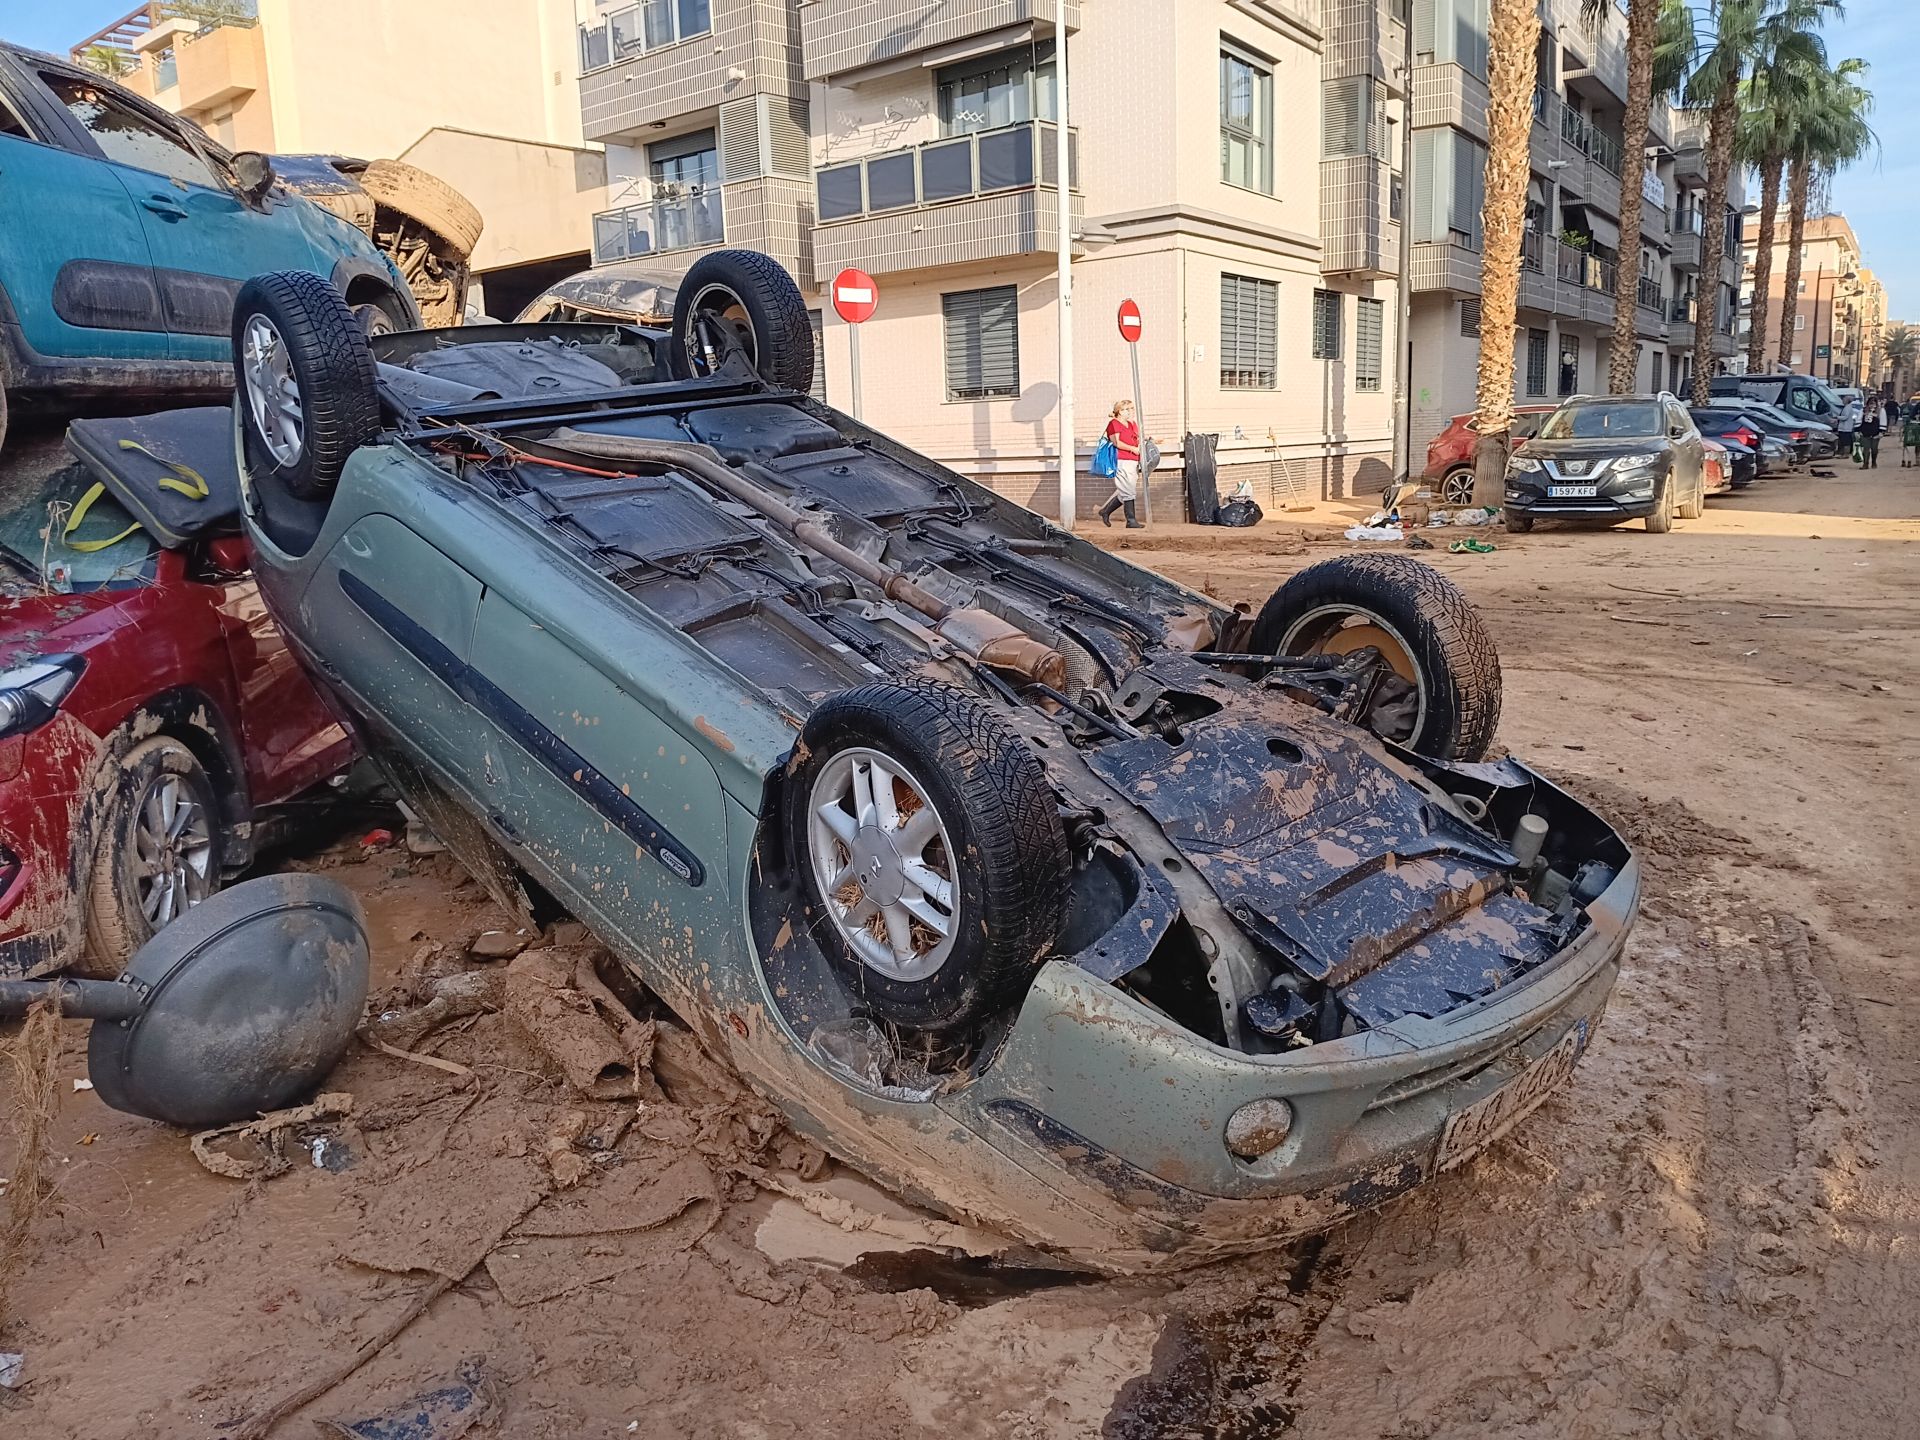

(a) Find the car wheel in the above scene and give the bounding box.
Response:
[355,158,485,258]
[1439,467,1476,506]
[1249,554,1502,762]
[1645,477,1674,533]
[786,681,1069,1034]
[669,249,815,393]
[1675,472,1704,519]
[233,270,381,502]
[353,295,408,338]
[78,737,224,978]
[1503,508,1534,533]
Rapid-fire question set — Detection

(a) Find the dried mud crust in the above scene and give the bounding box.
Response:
[354,160,484,258]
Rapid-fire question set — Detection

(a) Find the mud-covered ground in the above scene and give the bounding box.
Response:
[2,429,1915,1438]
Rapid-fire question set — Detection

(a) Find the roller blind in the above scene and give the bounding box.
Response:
[943,286,1020,399]
[1356,298,1384,391]
[1222,273,1278,388]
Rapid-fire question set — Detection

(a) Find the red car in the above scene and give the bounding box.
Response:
[0,411,352,979]
[1422,404,1559,504]
[1701,439,1735,496]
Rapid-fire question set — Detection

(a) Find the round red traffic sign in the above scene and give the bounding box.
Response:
[832,268,879,324]
[1117,299,1143,341]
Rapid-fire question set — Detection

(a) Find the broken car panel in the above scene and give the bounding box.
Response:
[226,251,1639,1269]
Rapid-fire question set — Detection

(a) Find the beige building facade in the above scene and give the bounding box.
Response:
[74,0,606,317]
[1738,214,1882,388]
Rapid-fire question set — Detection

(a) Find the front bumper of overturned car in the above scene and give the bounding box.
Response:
[934,854,1638,1271]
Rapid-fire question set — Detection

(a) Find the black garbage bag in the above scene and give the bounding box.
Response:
[1184,432,1219,525]
[1216,497,1264,527]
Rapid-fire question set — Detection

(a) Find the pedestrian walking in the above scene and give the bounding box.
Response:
[1097,400,1146,529]
[1835,393,1861,461]
[1858,394,1886,469]
[1901,404,1920,468]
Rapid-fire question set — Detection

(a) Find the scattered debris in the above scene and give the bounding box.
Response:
[364,968,504,1054]
[1344,524,1404,542]
[1607,581,1689,599]
[1760,612,1791,619]
[1452,507,1498,526]
[1606,613,1671,627]
[541,1109,593,1190]
[1448,537,1496,554]
[468,928,534,961]
[1405,533,1435,550]
[0,1352,21,1389]
[360,828,397,849]
[502,947,656,1101]
[71,1079,92,1093]
[189,1093,355,1181]
[317,1358,495,1440]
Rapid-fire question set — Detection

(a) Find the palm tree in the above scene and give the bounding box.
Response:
[77,44,136,77]
[1469,0,1541,506]
[1682,0,1830,402]
[1738,25,1826,373]
[1883,323,1917,398]
[1775,58,1874,368]
[1585,0,1659,393]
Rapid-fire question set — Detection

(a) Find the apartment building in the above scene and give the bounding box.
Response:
[1738,214,1883,387]
[576,0,1399,516]
[72,0,606,317]
[1406,0,1742,444]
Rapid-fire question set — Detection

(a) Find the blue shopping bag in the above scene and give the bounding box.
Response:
[1091,437,1119,479]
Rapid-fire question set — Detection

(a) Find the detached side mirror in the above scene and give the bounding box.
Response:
[233,151,276,205]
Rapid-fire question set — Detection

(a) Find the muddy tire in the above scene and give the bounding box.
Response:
[79,737,224,978]
[787,681,1068,1033]
[1503,508,1534,533]
[1675,472,1704,520]
[353,295,408,338]
[355,159,483,257]
[1440,467,1476,507]
[1645,477,1674,533]
[1250,554,1502,761]
[670,249,815,393]
[233,270,380,502]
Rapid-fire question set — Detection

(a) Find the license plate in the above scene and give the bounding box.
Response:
[1435,1021,1588,1171]
[1547,484,1598,498]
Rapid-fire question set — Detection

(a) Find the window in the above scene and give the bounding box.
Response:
[1323,77,1388,159]
[938,42,1055,135]
[639,0,710,49]
[943,286,1020,400]
[1526,328,1549,395]
[1459,298,1481,337]
[0,92,30,141]
[648,129,718,188]
[1312,289,1342,360]
[1221,273,1278,388]
[1409,129,1486,247]
[1220,45,1273,193]
[1356,298,1384,391]
[1793,312,1806,332]
[43,72,219,190]
[1558,334,1579,396]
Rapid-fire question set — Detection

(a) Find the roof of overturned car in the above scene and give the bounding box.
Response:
[226,251,1640,1270]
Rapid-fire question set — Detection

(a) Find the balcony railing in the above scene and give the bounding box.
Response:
[1637,276,1665,312]
[1522,229,1543,272]
[579,0,713,75]
[1558,103,1624,178]
[153,46,176,89]
[1670,296,1695,324]
[816,121,1078,226]
[592,183,724,264]
[1555,240,1616,294]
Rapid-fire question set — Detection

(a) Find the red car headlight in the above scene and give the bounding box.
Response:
[0,654,86,739]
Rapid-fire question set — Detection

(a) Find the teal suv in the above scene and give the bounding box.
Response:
[0,43,415,454]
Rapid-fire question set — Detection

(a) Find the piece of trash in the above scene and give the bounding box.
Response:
[1452,507,1497,526]
[73,1078,93,1092]
[317,1358,494,1440]
[0,1353,23,1389]
[1689,638,1710,645]
[1405,533,1435,550]
[503,947,656,1101]
[1427,509,1452,526]
[468,928,532,961]
[1759,612,1790,619]
[811,1017,893,1088]
[1606,614,1670,627]
[405,821,448,857]
[190,1092,354,1181]
[1563,744,1585,751]
[360,828,396,849]
[79,1133,98,1146]
[1448,537,1495,554]
[1742,649,1759,657]
[1344,524,1404,542]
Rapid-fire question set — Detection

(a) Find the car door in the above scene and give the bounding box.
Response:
[1665,398,1703,505]
[0,59,165,360]
[32,63,321,362]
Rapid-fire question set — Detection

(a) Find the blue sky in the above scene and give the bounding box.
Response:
[4,0,1915,321]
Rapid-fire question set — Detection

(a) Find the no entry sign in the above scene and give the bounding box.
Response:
[1117,299,1142,341]
[832,268,879,325]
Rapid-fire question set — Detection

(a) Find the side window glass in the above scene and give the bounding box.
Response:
[41,73,220,190]
[0,90,32,141]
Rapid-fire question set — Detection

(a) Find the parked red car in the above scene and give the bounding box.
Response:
[1701,439,1735,496]
[0,412,352,978]
[1422,404,1559,504]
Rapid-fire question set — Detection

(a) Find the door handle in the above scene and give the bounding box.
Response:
[141,193,187,220]
[344,534,373,558]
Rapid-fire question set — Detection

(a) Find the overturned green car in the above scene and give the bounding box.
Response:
[226,251,1637,1271]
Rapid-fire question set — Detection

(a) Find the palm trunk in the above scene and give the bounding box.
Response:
[1746,150,1783,373]
[1607,0,1657,394]
[1471,0,1542,508]
[1689,69,1739,405]
[1776,153,1811,368]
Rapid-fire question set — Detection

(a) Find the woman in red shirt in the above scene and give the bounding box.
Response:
[1098,400,1145,528]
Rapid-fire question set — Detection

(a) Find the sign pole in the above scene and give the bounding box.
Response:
[1054,18,1075,529]
[1129,339,1148,524]
[849,324,863,421]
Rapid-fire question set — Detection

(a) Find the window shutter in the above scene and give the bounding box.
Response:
[1526,328,1548,395]
[1460,298,1482,337]
[1312,289,1342,360]
[1222,274,1278,388]
[1413,0,1435,56]
[719,97,762,181]
[1323,78,1363,157]
[767,96,811,178]
[942,286,1020,399]
[1356,298,1383,390]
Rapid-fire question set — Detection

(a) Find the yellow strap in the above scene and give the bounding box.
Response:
[62,483,144,553]
[117,439,210,499]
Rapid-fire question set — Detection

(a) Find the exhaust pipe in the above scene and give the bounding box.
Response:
[548,429,1067,688]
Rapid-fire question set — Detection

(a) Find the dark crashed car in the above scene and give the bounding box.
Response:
[222,251,1639,1270]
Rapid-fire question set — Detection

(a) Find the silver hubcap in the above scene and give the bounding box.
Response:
[242,313,304,467]
[1441,470,1476,506]
[807,748,957,983]
[132,774,213,928]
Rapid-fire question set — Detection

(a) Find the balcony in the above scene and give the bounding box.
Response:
[174,18,263,113]
[579,0,712,75]
[578,0,800,143]
[153,46,176,90]
[1637,276,1665,313]
[1559,105,1623,178]
[1321,154,1398,280]
[593,184,725,264]
[799,0,1079,83]
[1672,121,1707,185]
[1670,225,1701,271]
[813,120,1081,277]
